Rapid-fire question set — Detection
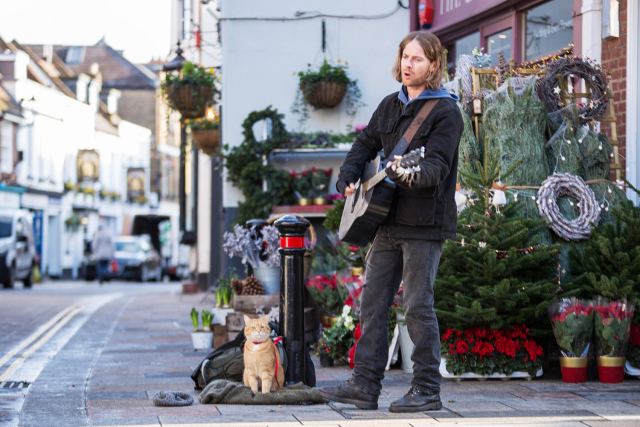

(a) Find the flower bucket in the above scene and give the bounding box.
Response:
[597,356,626,383]
[559,357,588,383]
[319,353,334,367]
[253,266,280,295]
[298,198,311,206]
[167,84,213,119]
[313,197,328,205]
[192,129,219,154]
[302,81,347,109]
[191,331,214,349]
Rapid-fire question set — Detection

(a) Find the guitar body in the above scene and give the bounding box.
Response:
[339,157,396,247]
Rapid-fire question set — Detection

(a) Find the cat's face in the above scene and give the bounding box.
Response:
[244,315,270,342]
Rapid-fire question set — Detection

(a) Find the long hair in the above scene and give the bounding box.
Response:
[392,31,444,89]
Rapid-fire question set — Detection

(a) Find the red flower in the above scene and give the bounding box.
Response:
[348,245,359,252]
[455,340,468,355]
[354,324,362,341]
[631,325,640,346]
[345,295,354,307]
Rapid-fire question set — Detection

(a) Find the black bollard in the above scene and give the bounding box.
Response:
[274,214,310,386]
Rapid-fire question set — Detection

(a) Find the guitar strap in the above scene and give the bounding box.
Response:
[388,98,440,161]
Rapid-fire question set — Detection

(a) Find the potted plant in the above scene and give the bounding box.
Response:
[292,59,364,125]
[310,168,332,205]
[306,274,349,320]
[222,224,281,294]
[188,117,220,155]
[65,213,82,232]
[548,298,594,383]
[290,170,311,205]
[109,191,121,202]
[190,308,214,349]
[312,305,357,365]
[161,62,218,119]
[594,298,634,383]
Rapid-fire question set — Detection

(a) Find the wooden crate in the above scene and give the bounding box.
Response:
[213,324,227,348]
[233,294,280,314]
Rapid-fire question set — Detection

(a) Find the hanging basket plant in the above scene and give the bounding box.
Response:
[161,62,219,119]
[188,118,220,155]
[292,59,364,125]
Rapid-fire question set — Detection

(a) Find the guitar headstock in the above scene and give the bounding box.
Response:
[396,147,425,169]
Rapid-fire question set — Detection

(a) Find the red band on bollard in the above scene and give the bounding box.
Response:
[280,237,303,248]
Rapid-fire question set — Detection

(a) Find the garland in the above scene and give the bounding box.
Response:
[219,106,292,225]
[536,56,609,125]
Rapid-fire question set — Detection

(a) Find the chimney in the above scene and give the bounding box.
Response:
[0,50,29,80]
[76,74,90,103]
[88,79,101,113]
[43,44,53,63]
[107,89,121,115]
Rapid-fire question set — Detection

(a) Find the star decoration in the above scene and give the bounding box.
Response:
[553,86,561,94]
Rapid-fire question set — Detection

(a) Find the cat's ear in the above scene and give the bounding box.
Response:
[243,315,252,326]
[262,315,270,323]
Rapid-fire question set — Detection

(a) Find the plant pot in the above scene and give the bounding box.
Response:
[167,84,213,118]
[319,353,334,367]
[351,267,364,277]
[192,129,220,154]
[559,357,588,383]
[302,81,347,109]
[321,315,339,327]
[182,281,198,294]
[303,250,314,277]
[253,266,280,295]
[313,197,327,205]
[397,314,414,373]
[298,198,311,206]
[597,356,626,383]
[191,331,214,349]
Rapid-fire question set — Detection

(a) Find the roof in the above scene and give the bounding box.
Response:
[0,85,23,117]
[26,39,158,90]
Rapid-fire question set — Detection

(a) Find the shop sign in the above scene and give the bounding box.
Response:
[431,0,507,32]
[127,168,146,199]
[77,150,100,182]
[21,193,48,210]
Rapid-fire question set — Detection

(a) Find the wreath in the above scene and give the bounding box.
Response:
[536,173,600,241]
[536,56,609,125]
[219,106,292,225]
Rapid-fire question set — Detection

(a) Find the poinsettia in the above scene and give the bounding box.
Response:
[441,325,544,377]
[348,323,362,369]
[627,325,640,368]
[594,298,634,357]
[548,298,594,358]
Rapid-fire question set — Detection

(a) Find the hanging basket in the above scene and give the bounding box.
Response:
[166,84,213,119]
[192,129,220,154]
[302,81,347,109]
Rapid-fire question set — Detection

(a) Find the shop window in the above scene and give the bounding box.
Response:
[486,28,513,66]
[448,32,480,75]
[525,0,573,61]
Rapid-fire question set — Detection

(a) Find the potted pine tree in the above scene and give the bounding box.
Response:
[161,62,218,119]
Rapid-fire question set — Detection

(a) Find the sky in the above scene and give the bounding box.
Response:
[0,0,172,64]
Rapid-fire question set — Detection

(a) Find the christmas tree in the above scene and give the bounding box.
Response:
[569,196,640,323]
[434,137,571,338]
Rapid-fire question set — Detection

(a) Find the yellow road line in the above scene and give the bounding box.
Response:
[0,303,82,369]
[0,305,84,382]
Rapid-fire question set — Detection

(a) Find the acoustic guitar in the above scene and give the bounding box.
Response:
[338,147,425,247]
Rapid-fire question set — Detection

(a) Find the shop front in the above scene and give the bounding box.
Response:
[430,0,577,73]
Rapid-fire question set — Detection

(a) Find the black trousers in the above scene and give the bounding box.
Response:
[352,232,444,395]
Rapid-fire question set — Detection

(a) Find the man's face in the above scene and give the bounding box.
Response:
[401,40,436,88]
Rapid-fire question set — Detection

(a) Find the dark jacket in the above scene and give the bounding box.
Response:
[336,87,463,241]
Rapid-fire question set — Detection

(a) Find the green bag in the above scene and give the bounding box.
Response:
[196,347,245,389]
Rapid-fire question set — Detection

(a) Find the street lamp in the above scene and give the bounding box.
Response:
[163,42,186,72]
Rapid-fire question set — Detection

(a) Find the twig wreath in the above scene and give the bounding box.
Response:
[536,56,610,125]
[536,173,600,241]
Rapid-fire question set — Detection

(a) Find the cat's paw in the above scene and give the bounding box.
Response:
[251,387,259,394]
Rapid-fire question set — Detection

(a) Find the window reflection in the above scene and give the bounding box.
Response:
[486,28,512,66]
[526,0,573,61]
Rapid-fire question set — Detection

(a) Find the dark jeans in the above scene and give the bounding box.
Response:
[352,233,444,395]
[97,260,110,281]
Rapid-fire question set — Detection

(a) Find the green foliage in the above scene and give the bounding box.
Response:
[187,117,220,130]
[569,199,640,323]
[190,308,199,331]
[160,62,219,114]
[292,59,364,125]
[322,198,345,233]
[202,310,214,328]
[312,307,356,361]
[65,214,82,232]
[594,304,632,357]
[216,269,237,307]
[435,137,570,338]
[549,301,593,357]
[283,131,356,149]
[306,274,349,316]
[218,107,293,224]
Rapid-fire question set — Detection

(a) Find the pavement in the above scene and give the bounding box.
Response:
[2,281,640,426]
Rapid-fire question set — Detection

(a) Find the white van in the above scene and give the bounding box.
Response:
[0,209,36,288]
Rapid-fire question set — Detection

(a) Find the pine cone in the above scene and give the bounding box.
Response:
[231,278,244,296]
[242,275,265,296]
[495,52,509,87]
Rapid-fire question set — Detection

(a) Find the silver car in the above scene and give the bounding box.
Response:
[0,209,36,288]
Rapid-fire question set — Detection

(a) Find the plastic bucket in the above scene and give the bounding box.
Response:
[253,267,280,295]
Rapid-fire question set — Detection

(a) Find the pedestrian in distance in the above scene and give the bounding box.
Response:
[318,31,463,412]
[92,225,114,284]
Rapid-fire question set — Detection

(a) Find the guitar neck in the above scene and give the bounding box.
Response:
[363,169,389,193]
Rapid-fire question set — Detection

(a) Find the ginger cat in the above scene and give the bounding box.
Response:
[242,315,285,393]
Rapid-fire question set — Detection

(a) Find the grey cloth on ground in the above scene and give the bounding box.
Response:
[199,380,328,405]
[153,391,194,406]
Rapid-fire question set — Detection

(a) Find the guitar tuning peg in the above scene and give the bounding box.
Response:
[415,166,421,172]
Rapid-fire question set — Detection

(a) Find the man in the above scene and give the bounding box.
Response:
[92,225,114,284]
[319,32,463,412]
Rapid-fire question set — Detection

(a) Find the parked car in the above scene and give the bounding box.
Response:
[0,209,36,288]
[84,235,161,282]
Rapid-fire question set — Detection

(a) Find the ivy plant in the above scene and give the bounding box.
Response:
[292,59,364,126]
[218,106,293,225]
